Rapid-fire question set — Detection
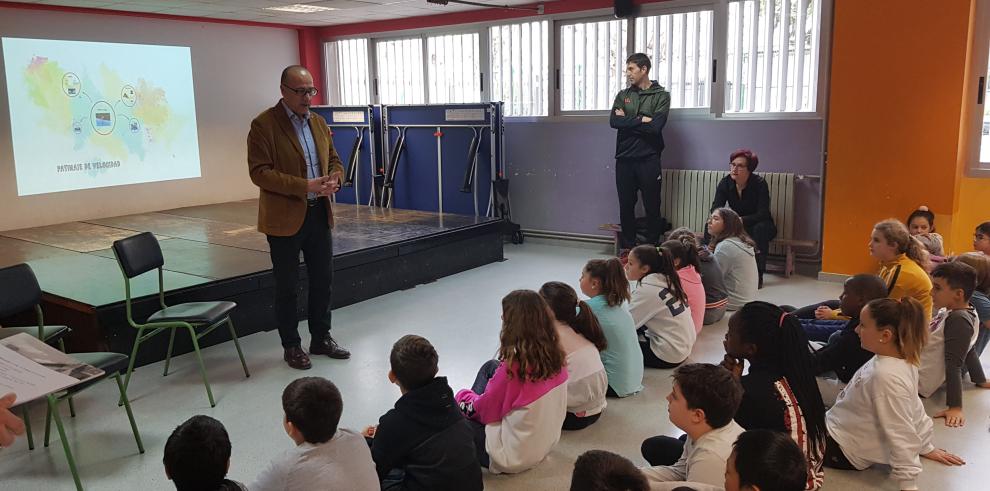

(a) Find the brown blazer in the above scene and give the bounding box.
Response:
[247,102,344,236]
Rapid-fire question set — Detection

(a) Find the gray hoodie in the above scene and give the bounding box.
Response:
[713,237,758,310]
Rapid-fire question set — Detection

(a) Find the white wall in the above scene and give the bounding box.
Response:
[0,7,298,231]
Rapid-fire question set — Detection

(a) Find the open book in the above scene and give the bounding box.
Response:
[0,333,104,406]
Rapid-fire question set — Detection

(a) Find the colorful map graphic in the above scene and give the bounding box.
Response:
[2,37,201,196]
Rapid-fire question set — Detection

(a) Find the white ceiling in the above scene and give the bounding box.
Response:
[11,0,552,27]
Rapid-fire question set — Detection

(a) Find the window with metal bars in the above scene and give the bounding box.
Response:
[559,18,629,112]
[490,21,549,117]
[375,37,425,105]
[634,10,713,109]
[725,0,822,113]
[325,38,371,106]
[981,38,990,166]
[427,33,481,104]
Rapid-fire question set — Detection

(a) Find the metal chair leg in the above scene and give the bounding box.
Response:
[163,328,177,376]
[43,402,52,447]
[227,319,250,378]
[47,395,83,491]
[189,327,216,407]
[20,407,34,450]
[113,373,144,453]
[119,328,144,407]
[58,339,76,418]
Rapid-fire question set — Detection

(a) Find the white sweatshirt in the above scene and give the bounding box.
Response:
[629,273,697,364]
[555,322,608,416]
[826,355,935,491]
[712,237,758,310]
[640,421,744,488]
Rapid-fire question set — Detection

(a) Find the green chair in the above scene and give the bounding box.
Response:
[0,264,143,491]
[111,232,249,407]
[40,352,144,491]
[0,263,77,444]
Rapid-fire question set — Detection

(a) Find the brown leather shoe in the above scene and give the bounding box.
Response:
[309,336,350,359]
[283,346,312,370]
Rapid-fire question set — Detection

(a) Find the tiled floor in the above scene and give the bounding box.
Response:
[1,241,987,490]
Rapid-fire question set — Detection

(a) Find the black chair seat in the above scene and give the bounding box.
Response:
[147,301,236,325]
[61,352,129,394]
[0,325,71,344]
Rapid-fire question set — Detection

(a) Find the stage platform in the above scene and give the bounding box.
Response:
[0,200,504,366]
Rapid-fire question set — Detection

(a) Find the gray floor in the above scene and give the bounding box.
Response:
[1,242,987,490]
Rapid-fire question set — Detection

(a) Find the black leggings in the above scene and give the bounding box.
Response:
[823,435,856,470]
[641,434,687,466]
[466,360,501,468]
[791,300,842,320]
[563,411,602,431]
[639,339,682,369]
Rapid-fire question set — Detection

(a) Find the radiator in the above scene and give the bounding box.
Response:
[660,169,796,256]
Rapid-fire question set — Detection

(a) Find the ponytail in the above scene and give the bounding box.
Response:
[874,219,930,270]
[661,238,701,271]
[539,282,608,351]
[630,245,689,305]
[584,258,631,307]
[865,296,928,365]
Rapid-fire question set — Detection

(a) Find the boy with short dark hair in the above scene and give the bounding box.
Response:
[922,262,990,427]
[570,450,648,491]
[810,274,888,383]
[163,415,246,491]
[364,335,482,491]
[639,363,744,488]
[724,429,808,491]
[251,377,378,491]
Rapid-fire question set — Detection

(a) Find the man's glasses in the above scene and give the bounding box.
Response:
[282,84,318,97]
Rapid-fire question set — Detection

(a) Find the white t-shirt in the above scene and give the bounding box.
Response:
[826,355,935,491]
[629,273,697,364]
[555,321,608,416]
[250,428,380,491]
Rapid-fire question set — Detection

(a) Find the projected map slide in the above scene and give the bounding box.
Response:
[2,37,201,196]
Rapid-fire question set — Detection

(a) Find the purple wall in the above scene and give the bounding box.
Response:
[504,116,825,243]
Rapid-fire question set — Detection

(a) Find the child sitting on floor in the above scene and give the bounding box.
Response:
[639,363,744,488]
[581,258,644,397]
[251,377,378,491]
[540,281,609,431]
[668,227,729,325]
[907,206,944,258]
[570,450,649,491]
[626,245,696,369]
[824,297,965,490]
[721,302,827,490]
[364,335,482,490]
[919,262,990,427]
[455,290,569,474]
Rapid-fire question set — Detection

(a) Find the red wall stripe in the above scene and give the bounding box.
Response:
[0,1,303,30]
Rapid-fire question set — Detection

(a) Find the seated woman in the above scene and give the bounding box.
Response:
[709,149,777,288]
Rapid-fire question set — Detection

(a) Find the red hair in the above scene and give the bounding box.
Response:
[730,149,759,172]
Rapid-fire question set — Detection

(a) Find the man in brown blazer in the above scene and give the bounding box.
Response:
[248,65,349,369]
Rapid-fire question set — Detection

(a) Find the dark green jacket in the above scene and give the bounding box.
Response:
[609,81,670,160]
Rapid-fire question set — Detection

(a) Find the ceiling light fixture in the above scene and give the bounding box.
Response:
[264,4,337,13]
[426,0,544,14]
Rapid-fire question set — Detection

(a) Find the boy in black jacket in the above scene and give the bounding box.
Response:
[364,335,483,491]
[810,274,887,383]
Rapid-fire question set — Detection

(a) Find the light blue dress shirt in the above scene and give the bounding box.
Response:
[281,101,321,199]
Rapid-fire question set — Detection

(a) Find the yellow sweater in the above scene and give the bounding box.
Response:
[826,254,933,322]
[879,254,933,321]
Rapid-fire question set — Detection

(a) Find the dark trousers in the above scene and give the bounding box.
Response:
[467,359,501,468]
[823,434,856,470]
[267,200,333,349]
[563,411,602,431]
[616,157,662,247]
[641,434,686,466]
[747,220,777,279]
[792,300,842,320]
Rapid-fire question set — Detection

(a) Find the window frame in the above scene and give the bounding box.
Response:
[967,0,990,177]
[320,0,832,121]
